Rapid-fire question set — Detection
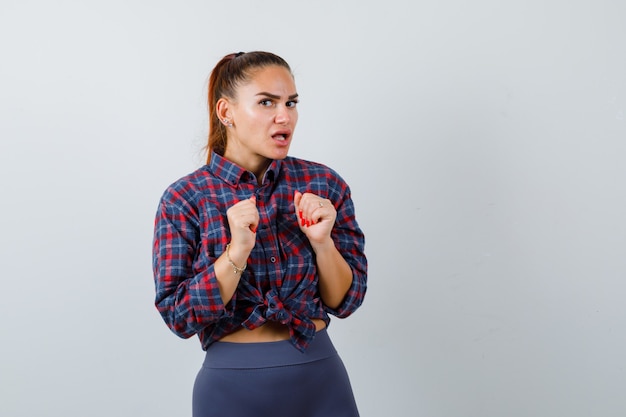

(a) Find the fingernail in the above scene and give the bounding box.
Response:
[301,218,306,227]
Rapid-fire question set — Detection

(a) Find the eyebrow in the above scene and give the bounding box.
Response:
[256,92,299,100]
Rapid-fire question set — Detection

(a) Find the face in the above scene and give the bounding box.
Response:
[221,65,299,178]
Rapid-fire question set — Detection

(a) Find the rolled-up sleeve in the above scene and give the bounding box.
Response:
[324,184,368,318]
[152,190,226,339]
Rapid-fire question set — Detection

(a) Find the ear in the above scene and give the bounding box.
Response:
[216,98,232,124]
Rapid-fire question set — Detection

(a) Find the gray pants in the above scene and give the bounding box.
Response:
[192,329,360,417]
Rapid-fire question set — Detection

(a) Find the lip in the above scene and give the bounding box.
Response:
[270,129,292,143]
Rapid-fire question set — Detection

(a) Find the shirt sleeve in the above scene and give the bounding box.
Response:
[152,190,227,339]
[324,182,368,318]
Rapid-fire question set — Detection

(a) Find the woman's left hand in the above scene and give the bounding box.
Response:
[293,190,335,246]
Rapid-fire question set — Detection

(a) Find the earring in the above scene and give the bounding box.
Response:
[222,119,233,128]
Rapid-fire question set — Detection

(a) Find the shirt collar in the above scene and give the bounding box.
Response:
[208,151,282,186]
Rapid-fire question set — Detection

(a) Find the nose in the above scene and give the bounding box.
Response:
[274,106,291,125]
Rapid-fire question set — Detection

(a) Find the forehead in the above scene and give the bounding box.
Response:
[237,65,296,96]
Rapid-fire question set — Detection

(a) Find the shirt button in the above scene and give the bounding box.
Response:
[270,256,276,263]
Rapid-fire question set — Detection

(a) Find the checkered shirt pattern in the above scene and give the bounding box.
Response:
[153,152,367,352]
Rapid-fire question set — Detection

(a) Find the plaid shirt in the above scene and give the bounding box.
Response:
[153,152,367,352]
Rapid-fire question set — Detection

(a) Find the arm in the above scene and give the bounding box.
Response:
[152,192,259,338]
[308,237,353,310]
[214,196,259,304]
[294,189,367,314]
[152,197,225,338]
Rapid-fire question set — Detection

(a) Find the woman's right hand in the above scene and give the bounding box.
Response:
[214,196,259,304]
[225,196,259,257]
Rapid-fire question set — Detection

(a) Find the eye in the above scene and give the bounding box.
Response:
[259,99,273,107]
[286,99,299,108]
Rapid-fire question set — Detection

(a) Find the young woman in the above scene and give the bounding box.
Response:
[152,51,367,417]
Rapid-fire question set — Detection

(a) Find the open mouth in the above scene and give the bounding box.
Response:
[272,132,290,141]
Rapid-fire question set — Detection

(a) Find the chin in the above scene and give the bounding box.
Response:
[271,149,290,160]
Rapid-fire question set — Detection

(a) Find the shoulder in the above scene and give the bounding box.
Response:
[281,156,351,198]
[282,156,346,182]
[159,165,213,208]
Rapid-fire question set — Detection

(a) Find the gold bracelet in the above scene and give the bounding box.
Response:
[225,243,246,275]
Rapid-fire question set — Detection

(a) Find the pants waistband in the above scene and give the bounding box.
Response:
[202,329,337,369]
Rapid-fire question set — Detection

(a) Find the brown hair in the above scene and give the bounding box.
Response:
[206,51,292,164]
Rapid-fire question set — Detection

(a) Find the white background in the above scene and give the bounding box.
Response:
[1,1,625,416]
